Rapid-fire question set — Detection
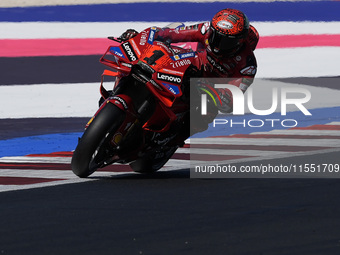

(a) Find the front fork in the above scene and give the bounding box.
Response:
[103,77,157,158]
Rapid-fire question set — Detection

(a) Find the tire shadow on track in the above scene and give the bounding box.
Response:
[89,169,191,180]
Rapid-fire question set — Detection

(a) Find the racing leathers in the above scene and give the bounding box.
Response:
[156,22,259,114]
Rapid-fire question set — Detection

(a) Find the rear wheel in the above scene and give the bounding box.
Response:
[71,103,125,178]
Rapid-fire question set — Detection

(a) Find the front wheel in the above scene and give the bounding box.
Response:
[71,103,125,178]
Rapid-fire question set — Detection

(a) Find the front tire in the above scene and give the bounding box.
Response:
[71,103,125,178]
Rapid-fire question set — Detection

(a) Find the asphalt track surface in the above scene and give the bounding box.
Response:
[1,152,340,255]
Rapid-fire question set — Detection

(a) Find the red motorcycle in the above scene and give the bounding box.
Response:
[71,26,202,177]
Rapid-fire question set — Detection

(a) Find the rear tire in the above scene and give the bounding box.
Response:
[71,103,125,178]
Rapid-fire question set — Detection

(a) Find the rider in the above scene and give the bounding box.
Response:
[119,8,259,115]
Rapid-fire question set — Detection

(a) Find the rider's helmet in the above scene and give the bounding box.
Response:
[208,8,249,57]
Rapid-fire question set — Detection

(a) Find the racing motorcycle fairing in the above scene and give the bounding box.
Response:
[72,27,202,177]
[100,27,199,102]
[98,27,200,133]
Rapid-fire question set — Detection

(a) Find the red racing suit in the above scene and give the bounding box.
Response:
[156,22,259,113]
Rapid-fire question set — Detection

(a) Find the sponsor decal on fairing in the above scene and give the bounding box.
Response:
[139,30,148,46]
[171,52,195,61]
[161,68,184,76]
[170,59,192,69]
[130,39,141,56]
[157,72,182,84]
[161,82,180,95]
[122,42,137,62]
[148,27,157,44]
[110,47,125,59]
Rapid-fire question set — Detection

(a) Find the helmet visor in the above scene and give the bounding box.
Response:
[209,28,244,55]
[208,27,248,55]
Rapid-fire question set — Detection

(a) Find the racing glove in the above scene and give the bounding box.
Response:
[118,29,139,41]
[216,88,233,113]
